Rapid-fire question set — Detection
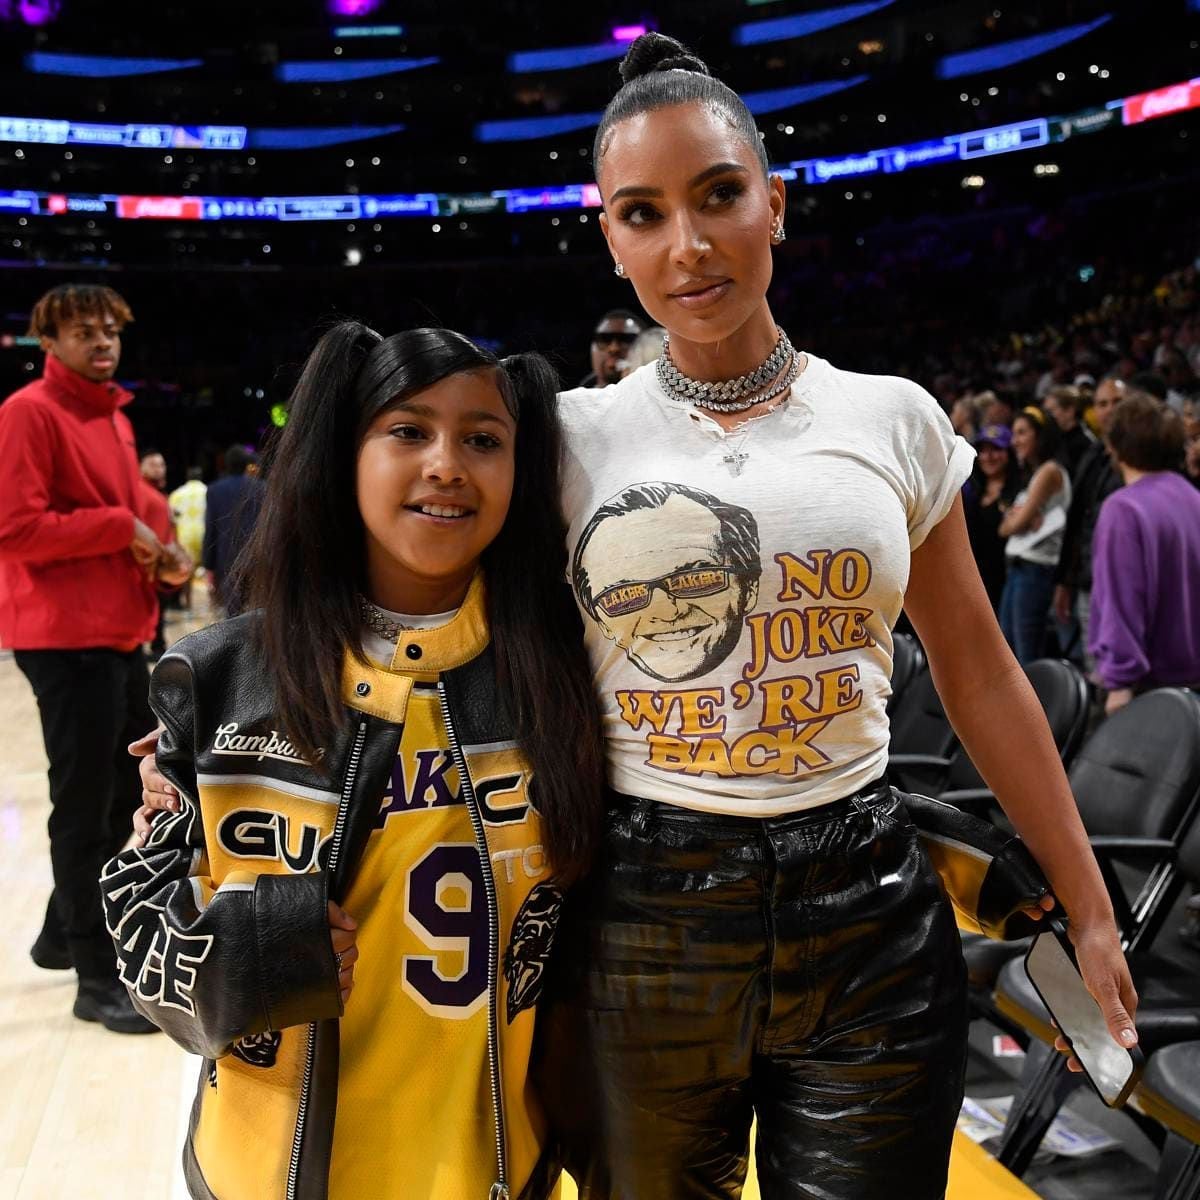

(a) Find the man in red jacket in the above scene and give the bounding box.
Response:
[0,284,189,1033]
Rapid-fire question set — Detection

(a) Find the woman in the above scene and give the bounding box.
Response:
[1089,390,1200,713]
[546,34,1130,1199]
[135,34,1136,1200]
[998,406,1071,664]
[962,423,1020,611]
[109,324,604,1200]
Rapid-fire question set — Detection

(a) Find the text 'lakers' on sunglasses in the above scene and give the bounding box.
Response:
[593,566,744,617]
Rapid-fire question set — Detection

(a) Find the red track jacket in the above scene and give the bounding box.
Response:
[0,353,159,651]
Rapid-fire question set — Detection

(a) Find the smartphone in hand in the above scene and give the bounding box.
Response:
[1023,919,1144,1108]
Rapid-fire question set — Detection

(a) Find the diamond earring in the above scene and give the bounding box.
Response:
[614,262,626,277]
[771,223,786,245]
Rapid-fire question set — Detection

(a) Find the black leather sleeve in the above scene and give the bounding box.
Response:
[99,653,342,1059]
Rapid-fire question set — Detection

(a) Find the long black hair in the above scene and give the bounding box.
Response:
[593,32,769,176]
[1013,405,1062,476]
[230,321,605,882]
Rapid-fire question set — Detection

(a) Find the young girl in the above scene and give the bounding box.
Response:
[104,322,604,1200]
[999,406,1071,664]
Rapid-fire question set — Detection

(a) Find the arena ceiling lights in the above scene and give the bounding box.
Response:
[275,57,438,82]
[935,15,1113,80]
[733,0,896,47]
[476,76,870,141]
[507,41,631,73]
[26,51,203,76]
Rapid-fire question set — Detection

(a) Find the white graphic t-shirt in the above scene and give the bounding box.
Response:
[559,354,975,816]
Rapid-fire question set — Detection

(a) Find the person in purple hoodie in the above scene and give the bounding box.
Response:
[1089,390,1200,714]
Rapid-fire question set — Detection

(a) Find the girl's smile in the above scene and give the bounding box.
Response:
[357,370,516,614]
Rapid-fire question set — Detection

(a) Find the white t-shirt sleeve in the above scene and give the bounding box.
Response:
[900,383,977,551]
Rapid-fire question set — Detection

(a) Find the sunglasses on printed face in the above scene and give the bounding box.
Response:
[592,566,745,619]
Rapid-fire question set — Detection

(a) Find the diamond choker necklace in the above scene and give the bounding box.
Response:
[359,595,414,643]
[657,327,795,413]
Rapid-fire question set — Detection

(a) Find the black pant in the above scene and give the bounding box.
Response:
[542,782,968,1200]
[15,648,153,982]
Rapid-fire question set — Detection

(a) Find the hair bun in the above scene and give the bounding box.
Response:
[618,32,710,85]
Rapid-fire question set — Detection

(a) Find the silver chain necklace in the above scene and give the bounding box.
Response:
[717,354,801,476]
[359,595,415,643]
[657,326,794,412]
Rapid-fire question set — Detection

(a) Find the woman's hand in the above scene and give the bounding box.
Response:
[129,727,177,847]
[1022,893,1057,922]
[1053,918,1139,1072]
[129,726,177,809]
[329,902,358,1006]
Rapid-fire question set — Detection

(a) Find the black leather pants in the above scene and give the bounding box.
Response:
[542,781,968,1200]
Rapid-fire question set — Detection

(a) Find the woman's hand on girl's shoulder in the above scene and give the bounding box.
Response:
[129,726,178,813]
[129,726,178,847]
[329,902,358,1007]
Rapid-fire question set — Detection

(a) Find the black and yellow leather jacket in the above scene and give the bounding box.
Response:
[101,583,561,1200]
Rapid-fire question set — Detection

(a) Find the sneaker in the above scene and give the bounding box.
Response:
[30,931,72,971]
[73,981,160,1035]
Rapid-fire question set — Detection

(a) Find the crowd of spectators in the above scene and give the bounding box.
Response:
[956,256,1200,711]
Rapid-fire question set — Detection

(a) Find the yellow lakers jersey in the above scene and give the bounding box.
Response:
[331,676,552,1197]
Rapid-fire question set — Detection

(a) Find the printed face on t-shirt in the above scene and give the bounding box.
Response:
[574,486,761,683]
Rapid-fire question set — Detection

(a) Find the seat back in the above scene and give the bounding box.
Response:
[1025,659,1090,766]
[888,667,956,760]
[1070,689,1200,840]
[887,633,925,715]
[1177,802,1200,889]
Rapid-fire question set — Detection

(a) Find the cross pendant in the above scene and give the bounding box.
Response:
[723,448,749,477]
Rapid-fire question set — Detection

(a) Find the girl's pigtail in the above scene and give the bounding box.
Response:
[230,320,381,759]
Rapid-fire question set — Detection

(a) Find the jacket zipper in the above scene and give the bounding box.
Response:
[285,718,367,1200]
[438,683,510,1200]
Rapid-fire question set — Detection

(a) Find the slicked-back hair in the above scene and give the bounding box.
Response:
[227,321,605,883]
[28,283,133,339]
[593,33,768,179]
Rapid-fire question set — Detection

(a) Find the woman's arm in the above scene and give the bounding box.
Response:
[998,461,1063,536]
[904,495,1138,1048]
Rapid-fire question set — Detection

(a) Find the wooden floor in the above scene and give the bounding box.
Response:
[0,597,1036,1200]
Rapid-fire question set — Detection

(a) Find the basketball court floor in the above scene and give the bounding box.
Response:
[0,600,1136,1199]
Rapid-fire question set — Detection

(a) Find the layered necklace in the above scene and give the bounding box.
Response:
[656,326,799,414]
